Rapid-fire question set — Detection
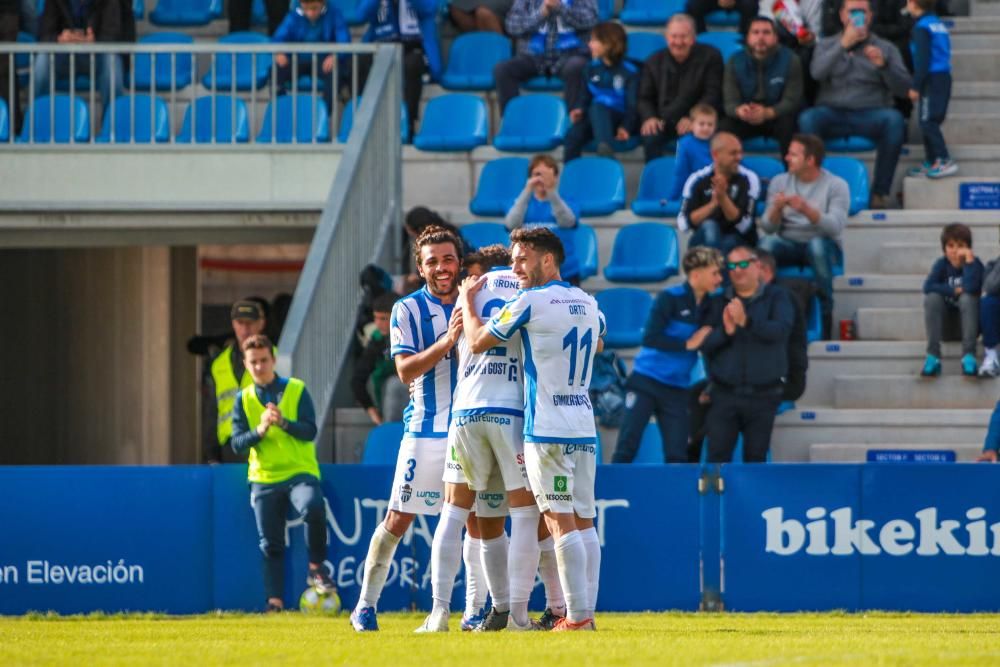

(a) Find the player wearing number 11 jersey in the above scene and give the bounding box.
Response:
[462,227,605,632]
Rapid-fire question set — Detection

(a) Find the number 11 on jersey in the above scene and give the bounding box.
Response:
[562,326,593,386]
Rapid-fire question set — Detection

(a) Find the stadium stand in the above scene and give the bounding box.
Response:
[624,31,666,62]
[631,156,683,217]
[412,93,488,152]
[360,421,404,464]
[19,95,90,143]
[595,287,651,348]
[338,97,410,143]
[492,94,568,152]
[148,0,223,26]
[469,156,530,216]
[201,32,273,91]
[603,222,680,283]
[132,32,196,91]
[0,99,8,143]
[824,156,871,217]
[459,221,510,251]
[440,31,511,91]
[96,95,172,143]
[256,94,331,143]
[619,0,685,26]
[694,29,742,62]
[574,223,600,279]
[176,95,250,143]
[559,156,626,216]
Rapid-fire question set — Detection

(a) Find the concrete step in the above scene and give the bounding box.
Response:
[936,113,1000,145]
[903,175,1000,210]
[809,442,984,462]
[972,0,1000,16]
[831,274,923,323]
[878,242,942,274]
[799,340,979,405]
[952,50,1000,81]
[948,15,1000,30]
[948,82,1000,114]
[833,374,995,409]
[771,408,990,461]
[856,307,924,340]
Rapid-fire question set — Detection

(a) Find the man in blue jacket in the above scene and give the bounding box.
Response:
[612,247,724,463]
[356,0,442,138]
[702,246,795,463]
[273,0,351,115]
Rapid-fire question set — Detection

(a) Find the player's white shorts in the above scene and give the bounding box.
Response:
[442,429,518,519]
[447,412,528,492]
[388,436,446,516]
[524,441,597,519]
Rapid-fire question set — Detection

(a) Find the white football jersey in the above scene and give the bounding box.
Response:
[487,281,606,444]
[390,286,457,438]
[452,268,524,416]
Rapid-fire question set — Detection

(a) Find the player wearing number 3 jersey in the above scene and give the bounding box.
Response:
[462,227,606,632]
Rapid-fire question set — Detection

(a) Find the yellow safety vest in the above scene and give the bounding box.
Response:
[211,345,254,446]
[240,377,321,484]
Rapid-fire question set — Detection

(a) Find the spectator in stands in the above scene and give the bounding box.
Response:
[799,0,911,209]
[504,154,583,284]
[760,0,821,104]
[685,0,758,36]
[203,299,268,464]
[272,0,350,115]
[449,0,512,34]
[230,334,336,612]
[721,16,803,159]
[352,291,408,425]
[638,14,723,162]
[759,133,849,340]
[977,258,1000,378]
[494,0,598,113]
[667,104,717,203]
[677,132,761,254]
[357,0,442,139]
[230,0,287,33]
[905,0,957,179]
[702,245,795,462]
[563,21,639,161]
[612,246,724,463]
[32,0,132,121]
[756,248,809,402]
[0,0,16,134]
[921,223,982,378]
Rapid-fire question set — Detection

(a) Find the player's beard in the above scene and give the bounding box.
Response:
[426,269,457,298]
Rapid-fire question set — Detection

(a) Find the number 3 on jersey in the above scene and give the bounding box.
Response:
[562,326,594,386]
[404,458,416,482]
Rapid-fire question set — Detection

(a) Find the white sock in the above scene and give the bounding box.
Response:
[554,531,590,623]
[430,503,470,614]
[579,527,601,617]
[463,535,487,616]
[479,534,510,612]
[357,523,400,610]
[508,505,541,626]
[986,347,998,364]
[537,536,565,615]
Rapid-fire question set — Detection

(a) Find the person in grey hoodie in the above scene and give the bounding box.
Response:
[797,0,911,209]
[759,133,850,339]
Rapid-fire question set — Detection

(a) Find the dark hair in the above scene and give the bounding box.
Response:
[414,224,464,267]
[749,15,777,32]
[941,223,973,250]
[791,133,826,166]
[242,334,274,355]
[912,0,935,11]
[468,243,512,272]
[528,154,559,178]
[754,248,776,274]
[510,227,565,267]
[591,21,627,64]
[372,291,400,314]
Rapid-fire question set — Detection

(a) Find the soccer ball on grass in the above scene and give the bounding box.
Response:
[299,586,342,615]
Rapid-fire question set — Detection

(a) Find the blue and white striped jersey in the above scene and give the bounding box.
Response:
[487,281,606,444]
[390,285,458,437]
[452,268,524,416]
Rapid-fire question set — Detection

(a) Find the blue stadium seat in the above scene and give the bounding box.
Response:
[132,32,195,91]
[604,222,680,283]
[361,422,404,464]
[598,0,616,19]
[705,9,739,25]
[742,136,780,153]
[620,0,685,25]
[96,94,171,143]
[413,94,488,152]
[149,0,222,25]
[696,30,742,62]
[824,156,870,215]
[256,95,330,143]
[202,32,272,91]
[574,224,599,279]
[18,95,89,143]
[176,95,249,143]
[469,157,530,217]
[826,136,876,152]
[631,156,682,217]
[460,222,510,251]
[493,94,567,152]
[742,155,785,215]
[441,31,512,91]
[634,422,665,463]
[251,0,266,24]
[134,0,144,18]
[338,97,410,144]
[559,157,626,216]
[806,295,822,343]
[331,0,364,24]
[523,77,563,92]
[595,288,652,348]
[0,98,8,142]
[626,31,666,62]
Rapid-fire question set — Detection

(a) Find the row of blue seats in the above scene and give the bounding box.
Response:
[468,155,870,220]
[0,93,331,143]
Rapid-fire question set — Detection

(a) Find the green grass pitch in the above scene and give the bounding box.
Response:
[2,611,999,665]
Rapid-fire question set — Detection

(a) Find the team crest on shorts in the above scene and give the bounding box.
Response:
[399,483,413,503]
[554,476,568,493]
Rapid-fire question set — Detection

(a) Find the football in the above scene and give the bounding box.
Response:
[298,587,342,615]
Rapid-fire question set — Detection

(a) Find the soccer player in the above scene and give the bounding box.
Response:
[350,225,484,632]
[462,227,605,632]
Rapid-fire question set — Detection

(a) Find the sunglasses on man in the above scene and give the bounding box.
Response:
[726,258,757,270]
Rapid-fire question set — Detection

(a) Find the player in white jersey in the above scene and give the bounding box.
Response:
[462,227,605,632]
[351,226,485,632]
